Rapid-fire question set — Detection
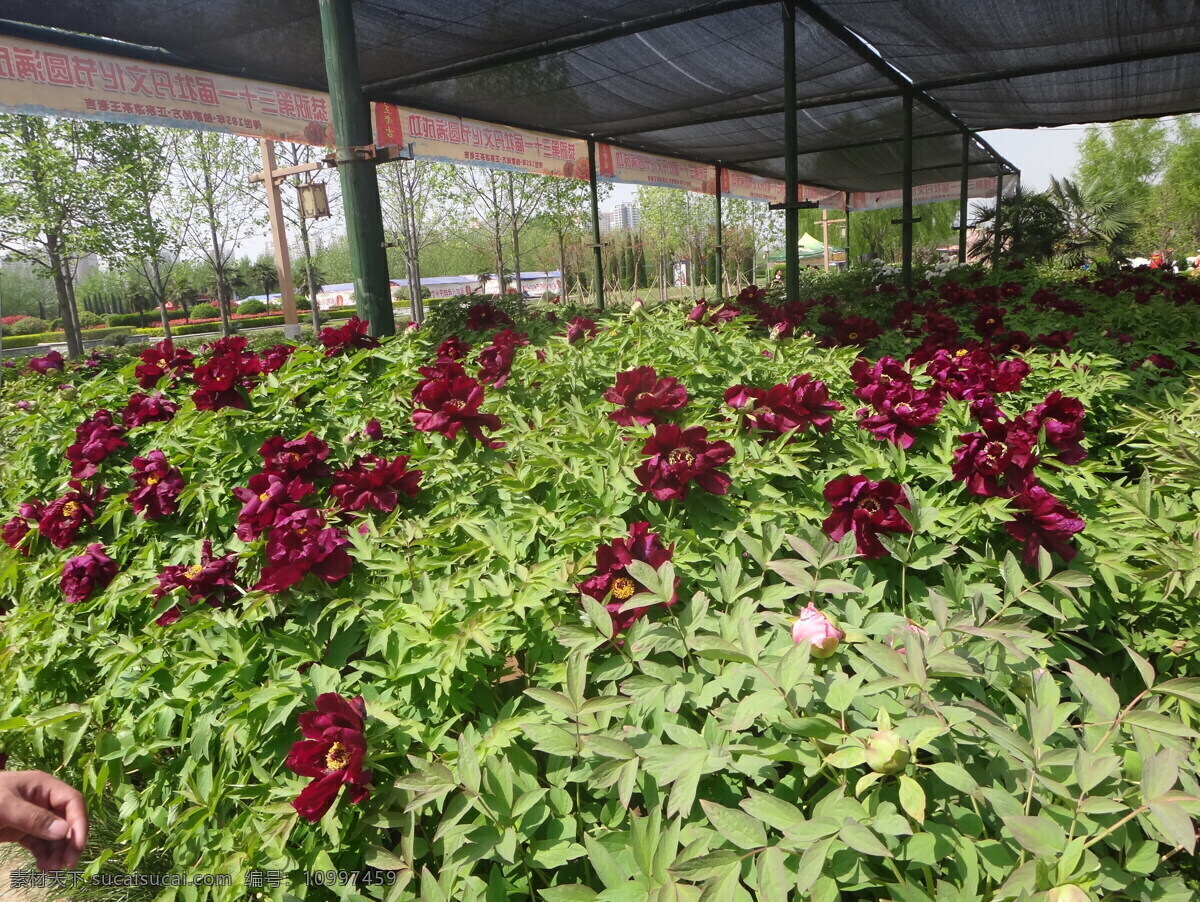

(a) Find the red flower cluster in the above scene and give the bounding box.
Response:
[254,508,353,593]
[724,374,842,440]
[151,540,242,625]
[411,373,504,448]
[918,348,1030,401]
[135,340,195,389]
[577,522,677,636]
[1,501,42,554]
[1004,485,1086,566]
[822,475,912,558]
[319,317,380,358]
[192,337,263,411]
[604,366,689,427]
[435,336,471,360]
[129,451,185,520]
[634,424,734,501]
[60,543,119,603]
[477,329,529,388]
[828,315,883,347]
[260,433,333,481]
[1023,391,1086,464]
[120,392,178,429]
[330,455,422,513]
[465,302,513,332]
[974,305,1006,338]
[855,385,945,450]
[286,694,372,822]
[27,350,64,375]
[65,409,127,479]
[233,473,315,541]
[952,418,1038,497]
[566,316,599,344]
[260,343,297,373]
[38,484,105,549]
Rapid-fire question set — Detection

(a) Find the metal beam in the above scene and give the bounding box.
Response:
[714,163,724,298]
[901,88,913,291]
[722,126,964,165]
[782,0,800,304]
[365,0,776,92]
[588,139,604,310]
[958,133,969,264]
[993,167,1004,266]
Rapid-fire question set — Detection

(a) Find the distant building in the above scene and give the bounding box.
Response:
[599,202,641,235]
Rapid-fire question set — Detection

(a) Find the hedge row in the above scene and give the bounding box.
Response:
[130,307,361,336]
[2,327,134,349]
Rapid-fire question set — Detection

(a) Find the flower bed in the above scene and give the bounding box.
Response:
[1,266,1199,901]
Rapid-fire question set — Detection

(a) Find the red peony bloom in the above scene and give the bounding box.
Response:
[1,501,40,553]
[968,396,1008,424]
[128,451,185,520]
[66,409,128,479]
[830,315,883,346]
[729,374,843,440]
[364,418,385,441]
[232,473,315,542]
[974,305,1006,338]
[435,336,472,360]
[1145,353,1177,370]
[150,540,242,626]
[952,418,1038,497]
[856,385,944,450]
[413,358,468,398]
[577,522,678,636]
[687,299,740,327]
[850,356,912,407]
[285,694,372,823]
[821,475,912,558]
[633,424,734,501]
[254,508,353,593]
[120,392,178,429]
[604,366,689,427]
[38,485,104,549]
[330,455,422,512]
[135,340,194,389]
[1023,391,1086,464]
[259,433,333,480]
[411,375,504,448]
[566,316,599,344]
[1037,329,1076,350]
[476,329,529,388]
[27,350,65,375]
[260,343,296,373]
[1005,485,1085,566]
[191,337,263,411]
[319,317,380,358]
[60,543,119,603]
[465,302,513,332]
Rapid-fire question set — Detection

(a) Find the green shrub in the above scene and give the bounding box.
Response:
[296,297,312,311]
[107,312,155,328]
[190,302,220,320]
[0,334,41,349]
[237,299,268,315]
[77,310,105,328]
[10,316,50,335]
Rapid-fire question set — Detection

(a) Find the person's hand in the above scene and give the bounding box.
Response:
[0,770,88,871]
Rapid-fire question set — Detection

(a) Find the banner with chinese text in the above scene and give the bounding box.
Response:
[0,35,334,144]
[848,175,1018,211]
[719,169,844,208]
[595,143,714,193]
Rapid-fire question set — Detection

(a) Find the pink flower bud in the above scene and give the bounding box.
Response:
[864,729,910,774]
[791,603,844,658]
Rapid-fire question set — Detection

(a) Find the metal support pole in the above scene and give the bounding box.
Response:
[714,163,724,298]
[958,133,970,264]
[258,140,301,340]
[993,168,1004,266]
[318,0,393,337]
[902,88,914,291]
[844,192,851,267]
[587,139,604,310]
[783,0,800,303]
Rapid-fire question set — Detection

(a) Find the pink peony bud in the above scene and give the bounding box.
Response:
[791,603,844,658]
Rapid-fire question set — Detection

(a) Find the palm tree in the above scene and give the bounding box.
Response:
[1048,176,1136,267]
[969,188,1066,266]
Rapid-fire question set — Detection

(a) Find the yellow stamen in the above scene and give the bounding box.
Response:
[61,501,79,518]
[610,577,636,600]
[184,564,203,580]
[145,475,160,486]
[325,742,350,772]
[668,448,696,467]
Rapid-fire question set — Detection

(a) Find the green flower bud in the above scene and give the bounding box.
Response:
[864,729,910,774]
[1047,885,1090,902]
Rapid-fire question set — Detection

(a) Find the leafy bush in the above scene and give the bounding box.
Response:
[107,312,157,328]
[238,299,268,315]
[10,316,50,335]
[1,265,1198,900]
[77,310,106,329]
[190,302,220,320]
[296,297,312,311]
[0,334,42,349]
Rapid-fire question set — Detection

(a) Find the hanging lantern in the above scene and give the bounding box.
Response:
[296,182,331,220]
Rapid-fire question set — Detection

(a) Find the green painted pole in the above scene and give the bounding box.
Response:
[783,0,799,303]
[588,138,604,309]
[318,0,393,336]
[958,133,970,263]
[714,163,724,299]
[993,166,1004,266]
[902,87,914,292]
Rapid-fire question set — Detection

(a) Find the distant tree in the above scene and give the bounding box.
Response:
[969,188,1066,265]
[276,141,337,331]
[1048,176,1136,266]
[379,159,453,323]
[538,176,606,301]
[249,257,279,311]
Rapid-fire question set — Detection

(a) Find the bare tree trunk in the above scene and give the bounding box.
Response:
[151,256,173,340]
[62,268,84,356]
[298,219,322,333]
[507,173,524,308]
[47,237,82,358]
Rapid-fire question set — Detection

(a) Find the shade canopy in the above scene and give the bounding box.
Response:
[2,1,1197,192]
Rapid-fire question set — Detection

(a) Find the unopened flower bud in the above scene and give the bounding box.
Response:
[791,603,844,658]
[1047,886,1091,902]
[864,729,910,774]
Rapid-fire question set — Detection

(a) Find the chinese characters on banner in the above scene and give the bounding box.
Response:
[593,143,715,193]
[373,102,586,177]
[0,35,334,144]
[719,168,845,208]
[848,175,1017,211]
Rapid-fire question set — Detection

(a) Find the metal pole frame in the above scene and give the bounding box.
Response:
[782,0,800,303]
[958,133,970,264]
[318,0,394,337]
[714,163,724,299]
[901,87,914,291]
[843,192,851,268]
[993,167,1004,266]
[587,139,605,310]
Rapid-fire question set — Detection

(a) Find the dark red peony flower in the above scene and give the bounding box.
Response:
[633,424,734,501]
[567,316,600,344]
[319,317,380,358]
[364,418,385,441]
[285,693,372,822]
[232,473,315,542]
[821,475,912,558]
[604,367,689,427]
[577,522,678,636]
[66,409,128,479]
[0,501,40,553]
[192,337,263,411]
[60,543,119,603]
[411,375,504,448]
[28,350,65,375]
[476,330,529,388]
[1005,485,1085,566]
[687,299,740,327]
[129,451,185,520]
[259,433,333,480]
[1023,391,1086,464]
[729,374,843,440]
[38,485,104,549]
[255,508,353,593]
[435,336,472,360]
[830,316,883,346]
[465,302,513,332]
[120,392,179,429]
[1145,354,1177,370]
[413,359,468,398]
[330,456,422,513]
[260,343,296,373]
[968,396,1008,424]
[856,385,944,450]
[135,340,194,389]
[850,356,912,407]
[974,305,1006,338]
[1036,329,1076,350]
[150,540,242,626]
[952,418,1038,497]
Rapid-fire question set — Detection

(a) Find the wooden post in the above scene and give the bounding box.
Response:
[258,140,301,340]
